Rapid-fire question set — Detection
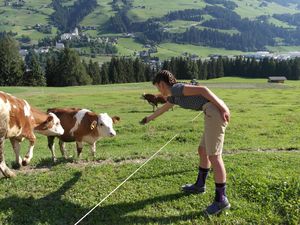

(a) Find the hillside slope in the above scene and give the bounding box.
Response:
[1,0,300,58]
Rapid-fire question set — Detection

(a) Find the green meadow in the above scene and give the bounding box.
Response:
[154,43,245,60]
[233,0,298,19]
[129,0,298,21]
[0,78,299,224]
[115,38,246,59]
[80,0,116,30]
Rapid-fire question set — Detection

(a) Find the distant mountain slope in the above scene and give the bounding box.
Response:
[1,0,300,51]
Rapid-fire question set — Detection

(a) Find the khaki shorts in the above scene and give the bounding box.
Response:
[199,102,228,155]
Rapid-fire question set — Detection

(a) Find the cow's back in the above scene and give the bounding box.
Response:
[0,92,33,138]
[0,92,10,135]
[47,108,79,142]
[47,108,99,142]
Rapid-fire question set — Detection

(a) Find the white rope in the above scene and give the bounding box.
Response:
[74,111,203,225]
[191,111,203,121]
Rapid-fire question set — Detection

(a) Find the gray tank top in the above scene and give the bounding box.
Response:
[167,83,209,110]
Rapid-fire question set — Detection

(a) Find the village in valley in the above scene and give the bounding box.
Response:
[18,26,300,72]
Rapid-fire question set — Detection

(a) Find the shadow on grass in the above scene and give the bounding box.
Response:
[129,168,194,181]
[0,172,208,225]
[34,157,74,169]
[85,193,207,225]
[0,171,83,225]
[128,109,153,113]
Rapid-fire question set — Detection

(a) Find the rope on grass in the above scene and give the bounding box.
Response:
[74,111,203,225]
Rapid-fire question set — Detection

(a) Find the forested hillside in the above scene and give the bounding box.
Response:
[2,0,300,86]
[1,0,300,52]
[2,31,300,88]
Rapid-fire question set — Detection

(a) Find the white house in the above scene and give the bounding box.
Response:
[56,42,65,49]
[60,27,79,41]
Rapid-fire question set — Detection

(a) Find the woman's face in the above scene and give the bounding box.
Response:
[155,81,170,96]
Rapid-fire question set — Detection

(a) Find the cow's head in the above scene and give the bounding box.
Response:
[141,93,146,100]
[96,113,120,137]
[35,112,64,136]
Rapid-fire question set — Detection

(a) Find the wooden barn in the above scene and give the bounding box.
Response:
[268,76,287,83]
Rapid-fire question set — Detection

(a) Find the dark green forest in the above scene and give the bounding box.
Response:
[104,1,300,51]
[1,33,300,87]
[51,0,98,32]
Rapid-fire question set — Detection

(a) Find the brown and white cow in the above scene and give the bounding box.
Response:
[141,93,167,112]
[0,91,64,178]
[47,108,120,161]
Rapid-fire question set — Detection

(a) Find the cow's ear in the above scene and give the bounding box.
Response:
[46,115,54,122]
[112,116,120,124]
[90,120,97,130]
[44,115,54,129]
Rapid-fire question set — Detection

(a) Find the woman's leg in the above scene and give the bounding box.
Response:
[208,154,225,183]
[198,146,211,169]
[202,102,230,214]
[181,146,210,194]
[206,154,230,215]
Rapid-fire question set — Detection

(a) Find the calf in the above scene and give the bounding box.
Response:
[47,108,120,161]
[0,91,64,178]
[141,93,167,112]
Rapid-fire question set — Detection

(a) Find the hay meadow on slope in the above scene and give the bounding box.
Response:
[0,77,299,224]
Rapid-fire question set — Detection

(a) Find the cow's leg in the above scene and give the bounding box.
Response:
[10,138,22,167]
[58,140,68,159]
[76,142,83,158]
[22,139,35,166]
[90,142,96,159]
[48,136,57,162]
[0,136,15,178]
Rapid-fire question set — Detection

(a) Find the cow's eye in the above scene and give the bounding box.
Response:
[100,123,104,126]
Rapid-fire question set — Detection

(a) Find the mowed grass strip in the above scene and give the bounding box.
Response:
[0,77,299,224]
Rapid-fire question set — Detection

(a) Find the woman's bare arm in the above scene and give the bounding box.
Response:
[140,101,174,124]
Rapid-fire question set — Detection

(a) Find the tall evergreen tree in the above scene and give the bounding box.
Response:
[46,54,59,86]
[46,48,91,86]
[291,58,300,80]
[133,58,145,82]
[100,63,109,84]
[201,61,208,80]
[216,57,224,78]
[276,60,290,79]
[86,59,101,84]
[189,60,199,79]
[23,52,46,86]
[108,57,118,83]
[59,48,92,86]
[207,58,217,79]
[0,33,24,86]
[248,58,259,78]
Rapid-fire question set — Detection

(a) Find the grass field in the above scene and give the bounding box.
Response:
[129,0,206,22]
[80,0,115,31]
[128,0,299,21]
[0,78,299,224]
[116,38,147,56]
[154,43,245,60]
[233,0,298,19]
[267,45,300,53]
[115,38,247,59]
